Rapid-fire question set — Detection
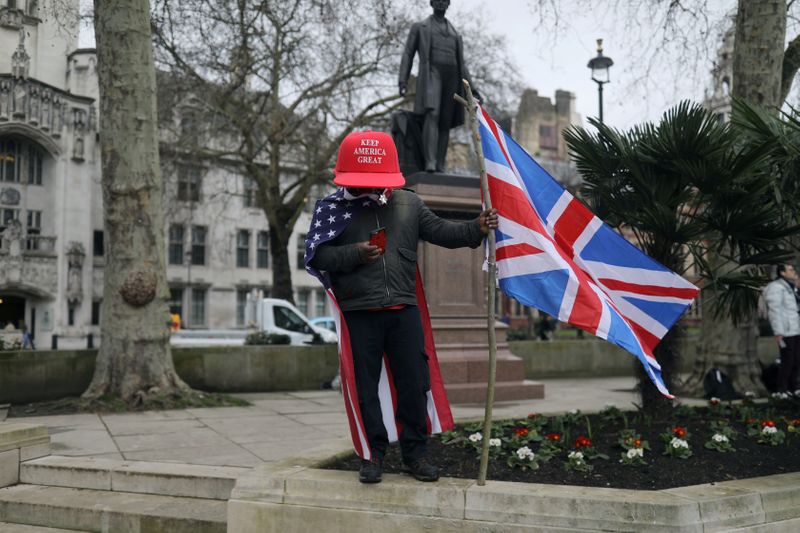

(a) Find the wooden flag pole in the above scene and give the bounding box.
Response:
[455,80,497,486]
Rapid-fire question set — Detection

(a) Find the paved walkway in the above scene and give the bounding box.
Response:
[7,377,652,468]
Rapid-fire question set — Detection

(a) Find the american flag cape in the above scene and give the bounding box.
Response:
[304,188,454,460]
[477,106,700,398]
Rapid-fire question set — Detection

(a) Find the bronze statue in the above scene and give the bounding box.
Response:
[399,0,479,173]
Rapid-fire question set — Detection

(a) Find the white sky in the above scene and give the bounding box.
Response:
[79,0,796,130]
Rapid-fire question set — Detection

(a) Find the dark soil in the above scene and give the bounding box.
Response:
[7,391,250,418]
[324,400,800,490]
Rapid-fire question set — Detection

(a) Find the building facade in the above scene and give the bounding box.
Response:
[0,1,328,349]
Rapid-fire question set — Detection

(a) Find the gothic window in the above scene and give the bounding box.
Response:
[257,231,269,268]
[169,287,184,318]
[0,208,19,233]
[236,288,249,326]
[296,233,307,269]
[0,137,45,184]
[27,145,42,185]
[25,209,40,250]
[315,289,326,317]
[539,125,558,150]
[190,287,207,326]
[236,229,251,268]
[93,230,104,257]
[168,224,185,265]
[191,225,207,265]
[243,177,258,207]
[0,139,18,182]
[177,165,202,202]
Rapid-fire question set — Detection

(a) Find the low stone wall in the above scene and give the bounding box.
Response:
[228,443,800,533]
[509,337,779,379]
[173,345,339,393]
[0,345,339,404]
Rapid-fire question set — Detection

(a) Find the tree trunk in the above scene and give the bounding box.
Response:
[638,311,683,417]
[684,289,765,397]
[685,1,787,399]
[83,0,189,402]
[269,223,294,303]
[732,0,787,107]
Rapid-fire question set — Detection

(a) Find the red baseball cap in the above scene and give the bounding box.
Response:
[333,131,406,188]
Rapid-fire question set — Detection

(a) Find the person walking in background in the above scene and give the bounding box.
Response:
[763,264,800,394]
[21,323,35,350]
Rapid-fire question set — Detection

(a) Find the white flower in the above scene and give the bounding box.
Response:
[516,446,535,460]
[744,391,756,398]
[568,451,584,460]
[670,437,689,449]
[468,432,482,443]
[489,438,502,448]
[626,447,644,459]
[762,426,778,435]
[772,392,789,400]
[569,409,579,415]
[712,433,729,443]
[710,396,721,403]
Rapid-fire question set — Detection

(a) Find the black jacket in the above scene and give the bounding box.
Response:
[310,189,484,311]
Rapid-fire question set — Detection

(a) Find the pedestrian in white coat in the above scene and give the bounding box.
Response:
[763,264,800,393]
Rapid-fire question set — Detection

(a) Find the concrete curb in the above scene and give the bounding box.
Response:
[0,424,50,489]
[228,443,800,533]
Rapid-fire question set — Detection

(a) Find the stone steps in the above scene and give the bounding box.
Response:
[20,455,248,500]
[0,484,226,533]
[0,524,88,532]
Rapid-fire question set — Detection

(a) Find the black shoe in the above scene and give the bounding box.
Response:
[403,459,439,482]
[359,458,382,484]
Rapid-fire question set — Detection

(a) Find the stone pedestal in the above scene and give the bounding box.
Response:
[407,171,544,403]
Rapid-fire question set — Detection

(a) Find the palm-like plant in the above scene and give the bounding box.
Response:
[564,102,795,412]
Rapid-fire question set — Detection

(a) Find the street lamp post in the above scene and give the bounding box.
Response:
[587,39,614,124]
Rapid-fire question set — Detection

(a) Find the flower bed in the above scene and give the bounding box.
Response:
[325,395,800,490]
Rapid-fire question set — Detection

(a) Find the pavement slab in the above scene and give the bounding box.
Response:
[4,376,652,466]
[123,443,262,468]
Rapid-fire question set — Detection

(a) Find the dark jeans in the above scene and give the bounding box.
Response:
[778,335,800,392]
[343,306,430,463]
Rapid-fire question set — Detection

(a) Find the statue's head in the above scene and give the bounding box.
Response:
[430,0,450,14]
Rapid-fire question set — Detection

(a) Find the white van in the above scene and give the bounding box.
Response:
[170,298,337,347]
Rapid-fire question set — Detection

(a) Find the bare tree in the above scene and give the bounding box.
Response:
[83,0,189,402]
[150,0,519,302]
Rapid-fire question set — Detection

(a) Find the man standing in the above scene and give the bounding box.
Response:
[399,0,478,173]
[763,264,800,394]
[306,131,497,483]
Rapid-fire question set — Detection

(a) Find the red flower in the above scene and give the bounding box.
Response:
[634,438,642,447]
[512,427,530,438]
[746,418,757,425]
[761,420,776,428]
[545,432,562,441]
[791,419,800,427]
[672,427,687,439]
[709,398,720,406]
[575,435,592,449]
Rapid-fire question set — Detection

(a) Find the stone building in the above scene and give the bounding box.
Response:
[704,28,734,124]
[0,0,328,349]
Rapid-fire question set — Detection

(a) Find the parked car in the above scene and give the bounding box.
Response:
[309,316,337,334]
[171,298,337,347]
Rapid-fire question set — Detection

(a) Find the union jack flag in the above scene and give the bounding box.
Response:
[478,106,700,398]
[304,188,453,460]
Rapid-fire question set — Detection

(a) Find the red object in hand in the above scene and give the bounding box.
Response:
[369,227,386,253]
